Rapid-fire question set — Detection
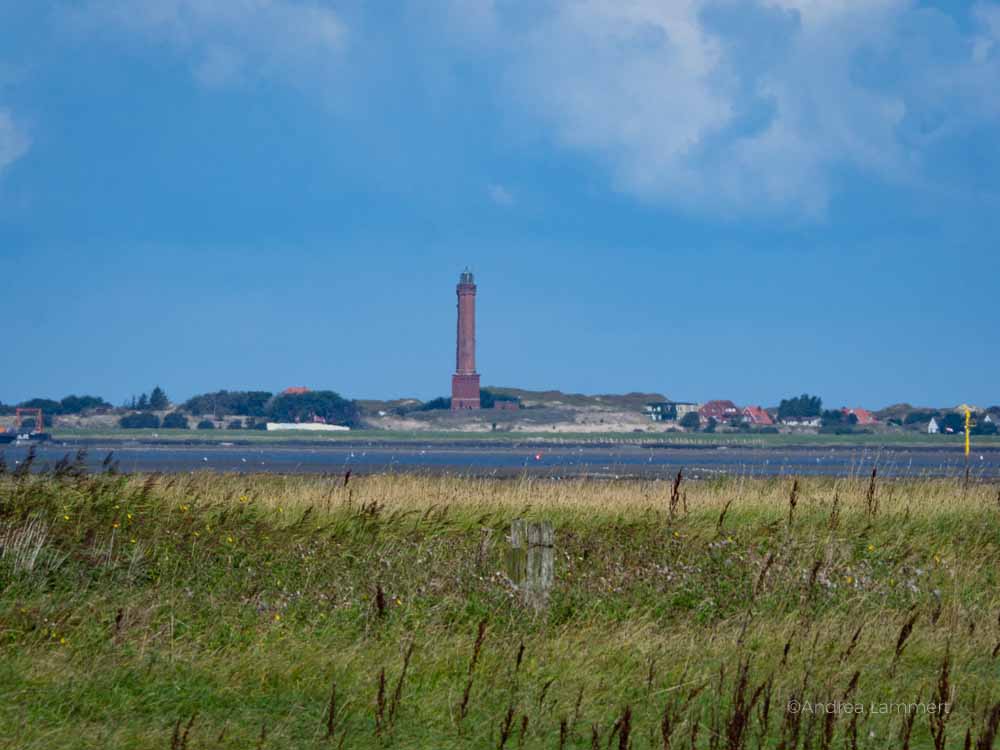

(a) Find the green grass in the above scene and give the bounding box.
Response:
[2,469,1000,748]
[50,425,1000,449]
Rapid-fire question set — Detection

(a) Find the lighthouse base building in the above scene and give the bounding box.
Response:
[451,373,480,410]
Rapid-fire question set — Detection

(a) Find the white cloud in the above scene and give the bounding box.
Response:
[488,183,514,206]
[0,109,30,177]
[70,0,347,88]
[450,0,1000,216]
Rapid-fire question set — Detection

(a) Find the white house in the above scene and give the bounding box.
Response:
[927,417,940,434]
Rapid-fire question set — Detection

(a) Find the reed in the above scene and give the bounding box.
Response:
[0,471,998,748]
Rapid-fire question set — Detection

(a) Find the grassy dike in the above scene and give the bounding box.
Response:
[2,465,1000,748]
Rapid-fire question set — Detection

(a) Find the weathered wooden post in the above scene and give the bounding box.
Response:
[507,519,554,610]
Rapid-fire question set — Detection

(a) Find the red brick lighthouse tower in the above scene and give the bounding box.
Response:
[451,268,480,410]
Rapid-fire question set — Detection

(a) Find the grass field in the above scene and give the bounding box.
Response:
[3,465,1000,748]
[49,426,1000,449]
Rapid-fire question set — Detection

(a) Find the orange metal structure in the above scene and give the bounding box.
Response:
[15,408,44,433]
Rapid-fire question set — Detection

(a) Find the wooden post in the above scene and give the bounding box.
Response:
[507,520,554,610]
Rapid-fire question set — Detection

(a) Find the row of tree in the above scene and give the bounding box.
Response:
[123,387,170,411]
[0,394,111,416]
[119,413,259,430]
[180,390,273,417]
[777,394,823,420]
[118,390,360,429]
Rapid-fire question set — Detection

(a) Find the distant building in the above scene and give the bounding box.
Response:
[841,407,877,425]
[781,416,822,427]
[927,417,940,434]
[699,400,739,425]
[282,386,310,395]
[742,405,774,426]
[493,400,519,411]
[266,422,349,432]
[451,269,481,410]
[644,401,699,422]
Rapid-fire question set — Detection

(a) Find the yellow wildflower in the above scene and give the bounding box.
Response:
[63,515,70,521]
[180,505,189,512]
[867,544,875,552]
[112,522,120,529]
[845,575,854,585]
[274,613,281,621]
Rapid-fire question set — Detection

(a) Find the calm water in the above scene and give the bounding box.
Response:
[3,440,998,479]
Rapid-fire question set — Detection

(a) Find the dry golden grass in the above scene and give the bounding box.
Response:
[144,470,999,518]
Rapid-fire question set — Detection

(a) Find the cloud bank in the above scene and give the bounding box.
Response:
[451,0,1000,216]
[64,0,1000,217]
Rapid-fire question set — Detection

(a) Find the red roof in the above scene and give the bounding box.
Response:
[699,400,739,421]
[282,386,310,395]
[742,405,774,425]
[841,407,876,425]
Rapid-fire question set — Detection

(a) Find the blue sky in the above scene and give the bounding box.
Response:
[1,0,998,409]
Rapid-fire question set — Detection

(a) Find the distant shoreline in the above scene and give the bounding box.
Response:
[44,427,1000,452]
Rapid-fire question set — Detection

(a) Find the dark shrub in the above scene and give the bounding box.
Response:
[162,412,189,429]
[197,419,216,430]
[119,412,161,429]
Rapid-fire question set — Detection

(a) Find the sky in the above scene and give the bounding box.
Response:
[1,0,998,410]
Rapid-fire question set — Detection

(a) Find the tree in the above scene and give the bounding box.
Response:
[777,394,822,420]
[418,396,452,411]
[197,419,216,430]
[149,386,169,411]
[162,412,189,429]
[479,389,520,409]
[267,391,360,426]
[940,413,964,433]
[181,390,273,417]
[60,395,110,414]
[704,416,717,433]
[821,409,845,427]
[136,393,150,411]
[120,412,160,429]
[18,398,62,414]
[227,419,243,429]
[972,421,998,436]
[679,412,701,430]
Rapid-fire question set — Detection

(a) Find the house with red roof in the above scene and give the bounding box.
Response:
[841,407,877,425]
[699,400,740,425]
[742,405,774,426]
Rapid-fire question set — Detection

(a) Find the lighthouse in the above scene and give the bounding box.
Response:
[451,269,481,410]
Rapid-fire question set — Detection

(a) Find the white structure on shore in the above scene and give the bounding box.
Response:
[266,423,350,432]
[927,417,939,434]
